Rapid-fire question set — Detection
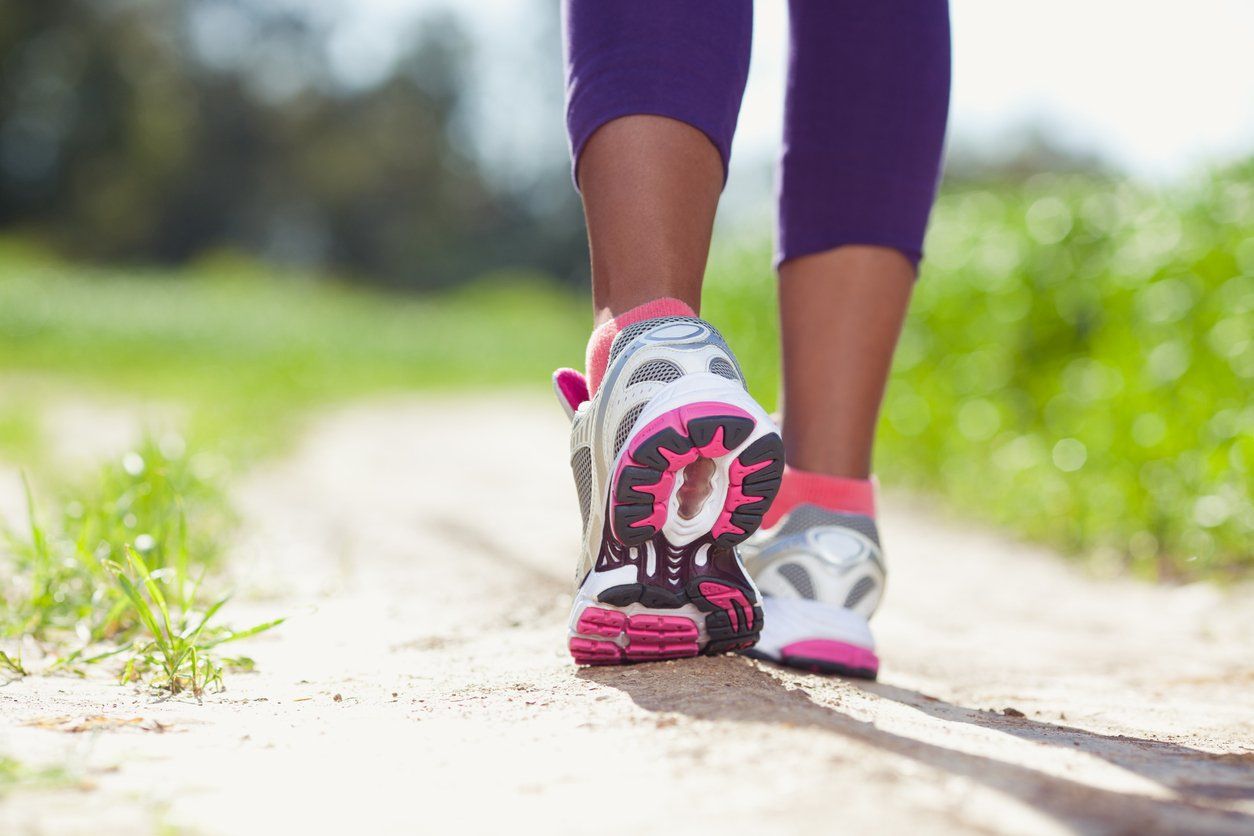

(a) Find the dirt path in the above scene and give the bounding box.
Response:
[3,396,1253,835]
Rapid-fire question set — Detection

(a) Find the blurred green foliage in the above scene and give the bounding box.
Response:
[0,241,588,461]
[1,165,1250,581]
[708,164,1253,580]
[6,437,226,643]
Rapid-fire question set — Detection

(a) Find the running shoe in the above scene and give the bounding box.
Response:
[553,315,784,665]
[740,505,885,678]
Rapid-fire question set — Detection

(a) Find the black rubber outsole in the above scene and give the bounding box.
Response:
[589,551,762,656]
[612,416,784,549]
[689,576,763,654]
[593,561,763,655]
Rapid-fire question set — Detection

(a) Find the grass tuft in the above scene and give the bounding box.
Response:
[1,438,279,695]
[0,648,26,677]
[110,546,281,697]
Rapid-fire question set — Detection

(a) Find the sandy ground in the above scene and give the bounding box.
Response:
[1,395,1252,835]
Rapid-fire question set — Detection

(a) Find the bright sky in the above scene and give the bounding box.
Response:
[338,0,1254,181]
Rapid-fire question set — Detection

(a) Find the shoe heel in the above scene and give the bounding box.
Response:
[609,401,783,548]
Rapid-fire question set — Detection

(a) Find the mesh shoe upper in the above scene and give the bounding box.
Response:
[565,316,749,584]
[741,504,886,619]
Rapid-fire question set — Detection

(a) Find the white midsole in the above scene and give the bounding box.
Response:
[754,597,876,657]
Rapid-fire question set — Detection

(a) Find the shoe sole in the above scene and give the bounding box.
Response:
[745,640,880,679]
[745,598,880,679]
[610,401,783,548]
[569,393,784,666]
[568,574,762,664]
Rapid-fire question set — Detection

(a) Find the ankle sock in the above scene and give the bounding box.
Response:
[762,466,876,529]
[585,298,695,394]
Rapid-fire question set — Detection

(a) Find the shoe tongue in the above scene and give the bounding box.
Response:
[551,368,589,420]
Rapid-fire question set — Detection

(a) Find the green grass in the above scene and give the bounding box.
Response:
[2,439,279,696]
[112,545,281,695]
[0,243,588,462]
[0,755,73,794]
[0,244,586,691]
[707,164,1253,580]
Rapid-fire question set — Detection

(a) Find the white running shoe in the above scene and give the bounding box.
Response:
[553,315,784,665]
[740,505,885,678]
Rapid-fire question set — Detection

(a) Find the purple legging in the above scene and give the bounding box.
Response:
[563,0,951,267]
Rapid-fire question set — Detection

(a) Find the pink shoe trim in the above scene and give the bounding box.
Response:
[611,402,753,541]
[576,607,627,637]
[711,483,750,540]
[762,467,877,529]
[570,609,703,665]
[712,454,778,540]
[585,298,696,395]
[780,639,879,675]
[698,581,755,633]
[552,368,589,414]
[624,642,700,660]
[625,614,700,641]
[625,612,701,659]
[569,637,623,665]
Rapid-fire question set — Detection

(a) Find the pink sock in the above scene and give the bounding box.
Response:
[763,465,876,529]
[585,298,696,394]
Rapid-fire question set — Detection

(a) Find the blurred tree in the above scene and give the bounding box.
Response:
[0,0,585,288]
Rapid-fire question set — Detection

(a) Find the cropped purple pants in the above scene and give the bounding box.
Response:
[563,0,951,267]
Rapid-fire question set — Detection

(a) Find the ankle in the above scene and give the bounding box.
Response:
[763,466,876,529]
[777,430,873,481]
[585,297,696,393]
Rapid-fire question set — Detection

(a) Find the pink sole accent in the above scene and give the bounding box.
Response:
[625,614,700,641]
[624,642,700,660]
[711,453,778,540]
[697,581,755,632]
[611,402,755,542]
[569,637,623,665]
[576,607,627,637]
[780,639,880,675]
[569,608,702,665]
